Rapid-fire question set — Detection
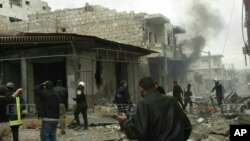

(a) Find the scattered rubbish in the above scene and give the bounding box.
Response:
[197,118,204,123]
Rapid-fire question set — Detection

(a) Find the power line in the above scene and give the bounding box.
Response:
[222,0,235,55]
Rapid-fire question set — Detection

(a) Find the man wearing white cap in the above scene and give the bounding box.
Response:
[73,81,88,130]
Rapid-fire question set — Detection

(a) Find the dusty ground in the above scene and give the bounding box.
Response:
[19,125,124,141]
[18,105,238,141]
[19,106,128,141]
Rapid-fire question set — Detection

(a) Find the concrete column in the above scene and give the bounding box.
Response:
[21,59,28,103]
[66,57,76,109]
[27,61,34,104]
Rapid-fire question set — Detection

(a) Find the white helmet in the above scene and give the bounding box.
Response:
[214,78,219,82]
[78,81,86,87]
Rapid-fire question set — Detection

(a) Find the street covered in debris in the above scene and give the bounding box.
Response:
[16,90,250,141]
[1,0,250,141]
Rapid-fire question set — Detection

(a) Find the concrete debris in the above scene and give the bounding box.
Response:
[203,135,229,141]
[197,118,205,123]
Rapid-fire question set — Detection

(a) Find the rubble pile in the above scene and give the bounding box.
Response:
[91,104,117,117]
[188,91,250,141]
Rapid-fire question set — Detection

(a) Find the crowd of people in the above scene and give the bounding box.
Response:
[0,76,225,141]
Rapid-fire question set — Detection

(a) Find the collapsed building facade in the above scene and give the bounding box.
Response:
[0,32,154,108]
[0,3,186,105]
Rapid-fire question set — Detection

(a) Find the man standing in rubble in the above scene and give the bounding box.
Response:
[5,82,25,141]
[183,83,193,112]
[117,77,192,141]
[53,80,68,135]
[211,79,225,109]
[34,81,60,141]
[0,86,22,141]
[73,81,88,130]
[173,80,184,109]
[114,80,132,114]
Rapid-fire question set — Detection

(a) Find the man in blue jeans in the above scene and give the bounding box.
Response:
[34,81,60,141]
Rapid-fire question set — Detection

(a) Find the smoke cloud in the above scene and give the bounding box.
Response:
[182,0,224,63]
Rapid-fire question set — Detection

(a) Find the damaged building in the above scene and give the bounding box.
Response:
[0,0,51,22]
[187,54,238,96]
[0,3,187,93]
[0,32,154,109]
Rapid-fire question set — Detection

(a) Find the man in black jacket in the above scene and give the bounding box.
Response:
[173,80,184,109]
[183,83,193,112]
[54,80,68,135]
[34,81,60,141]
[5,82,25,141]
[73,81,88,130]
[117,77,192,141]
[0,86,22,141]
[211,79,225,108]
[114,80,132,114]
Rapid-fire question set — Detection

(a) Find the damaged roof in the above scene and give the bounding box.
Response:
[0,32,156,55]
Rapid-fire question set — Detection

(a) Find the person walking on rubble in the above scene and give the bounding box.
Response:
[73,81,88,130]
[173,80,185,109]
[114,80,132,114]
[211,79,225,111]
[116,77,192,141]
[5,82,25,141]
[34,81,60,141]
[53,80,68,135]
[0,86,22,141]
[183,83,193,112]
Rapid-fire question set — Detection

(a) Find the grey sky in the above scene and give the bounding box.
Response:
[43,0,249,70]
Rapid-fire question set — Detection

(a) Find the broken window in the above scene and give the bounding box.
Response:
[42,6,46,10]
[9,17,22,22]
[25,1,30,6]
[0,4,3,8]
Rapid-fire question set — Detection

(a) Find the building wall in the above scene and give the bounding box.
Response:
[0,0,50,21]
[0,5,145,47]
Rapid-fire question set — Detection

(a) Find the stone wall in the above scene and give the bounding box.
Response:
[0,5,146,47]
[0,15,9,26]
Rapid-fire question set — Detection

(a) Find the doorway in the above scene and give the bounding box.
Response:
[33,61,67,86]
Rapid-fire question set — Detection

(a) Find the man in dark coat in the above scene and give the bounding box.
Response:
[73,81,88,130]
[173,80,184,109]
[54,80,68,135]
[34,81,60,141]
[117,77,192,141]
[114,80,132,114]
